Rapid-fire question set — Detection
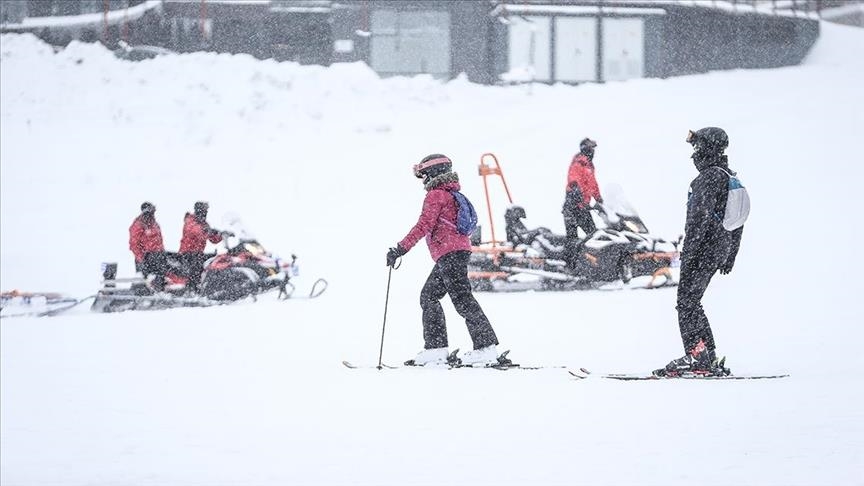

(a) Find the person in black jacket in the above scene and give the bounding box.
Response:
[656,127,744,377]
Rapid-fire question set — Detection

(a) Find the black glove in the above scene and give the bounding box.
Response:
[719,261,734,275]
[386,245,407,267]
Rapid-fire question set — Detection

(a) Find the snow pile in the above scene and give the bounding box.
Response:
[2,22,864,486]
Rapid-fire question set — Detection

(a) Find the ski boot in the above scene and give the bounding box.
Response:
[653,340,728,378]
[459,345,499,367]
[404,347,450,367]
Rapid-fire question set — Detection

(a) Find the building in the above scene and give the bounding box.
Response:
[1,0,831,85]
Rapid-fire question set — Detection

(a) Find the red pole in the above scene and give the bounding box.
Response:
[200,0,208,41]
[103,0,109,43]
[122,0,129,43]
[478,153,515,247]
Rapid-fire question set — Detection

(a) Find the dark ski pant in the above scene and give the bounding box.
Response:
[420,250,499,350]
[562,209,596,267]
[180,252,212,291]
[139,251,168,290]
[676,259,719,353]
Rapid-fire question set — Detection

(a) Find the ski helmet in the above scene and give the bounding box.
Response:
[140,202,155,214]
[413,154,452,181]
[580,138,597,157]
[687,127,728,155]
[194,201,209,219]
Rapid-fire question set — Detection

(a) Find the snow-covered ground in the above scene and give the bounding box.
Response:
[1,22,863,486]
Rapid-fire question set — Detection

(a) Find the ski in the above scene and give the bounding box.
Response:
[342,362,567,371]
[567,368,592,379]
[601,373,789,381]
[341,361,399,370]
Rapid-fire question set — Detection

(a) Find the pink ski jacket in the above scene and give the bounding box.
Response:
[398,181,471,262]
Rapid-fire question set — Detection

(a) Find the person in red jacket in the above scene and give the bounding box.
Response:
[562,138,603,267]
[179,201,224,291]
[386,154,500,367]
[129,201,167,290]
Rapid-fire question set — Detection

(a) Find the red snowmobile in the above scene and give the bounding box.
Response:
[91,219,327,313]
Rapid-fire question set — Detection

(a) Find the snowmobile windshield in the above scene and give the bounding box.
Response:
[221,213,257,242]
[244,242,267,256]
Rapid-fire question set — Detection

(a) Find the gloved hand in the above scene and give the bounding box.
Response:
[386,245,407,267]
[719,261,734,275]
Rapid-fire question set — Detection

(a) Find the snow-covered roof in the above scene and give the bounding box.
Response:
[491,4,667,16]
[492,0,819,20]
[0,0,162,31]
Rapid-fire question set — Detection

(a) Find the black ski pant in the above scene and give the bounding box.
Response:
[139,251,168,290]
[420,250,499,350]
[181,252,212,291]
[562,209,596,267]
[676,259,719,354]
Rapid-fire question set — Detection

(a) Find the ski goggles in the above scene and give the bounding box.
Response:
[686,130,698,144]
[412,156,451,178]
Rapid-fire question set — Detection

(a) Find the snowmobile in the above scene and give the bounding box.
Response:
[467,153,680,292]
[91,217,327,313]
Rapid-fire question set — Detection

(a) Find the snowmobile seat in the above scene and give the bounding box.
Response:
[504,206,568,259]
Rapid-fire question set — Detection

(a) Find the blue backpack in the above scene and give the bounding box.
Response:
[450,190,478,236]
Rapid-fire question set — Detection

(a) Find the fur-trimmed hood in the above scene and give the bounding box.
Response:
[424,171,460,191]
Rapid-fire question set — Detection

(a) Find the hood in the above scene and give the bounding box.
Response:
[424,171,460,191]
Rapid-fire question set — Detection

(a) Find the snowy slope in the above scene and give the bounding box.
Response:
[2,22,863,486]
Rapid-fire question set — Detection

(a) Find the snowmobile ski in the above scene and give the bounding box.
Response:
[1,293,96,318]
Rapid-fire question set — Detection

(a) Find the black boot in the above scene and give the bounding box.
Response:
[654,340,727,377]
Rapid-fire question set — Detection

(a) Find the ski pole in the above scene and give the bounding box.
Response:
[377,265,394,370]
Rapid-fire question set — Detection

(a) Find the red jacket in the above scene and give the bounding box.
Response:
[399,181,471,262]
[129,216,165,263]
[566,153,601,208]
[179,213,222,253]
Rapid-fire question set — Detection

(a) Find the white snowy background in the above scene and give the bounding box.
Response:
[1,21,863,486]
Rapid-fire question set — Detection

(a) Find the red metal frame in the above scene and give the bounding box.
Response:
[478,153,514,247]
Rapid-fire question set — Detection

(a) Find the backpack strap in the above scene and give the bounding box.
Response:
[707,166,732,223]
[710,166,732,178]
[436,189,459,230]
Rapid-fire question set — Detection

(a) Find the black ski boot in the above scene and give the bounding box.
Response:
[653,340,728,377]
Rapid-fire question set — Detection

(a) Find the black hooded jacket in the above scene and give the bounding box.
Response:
[681,153,744,270]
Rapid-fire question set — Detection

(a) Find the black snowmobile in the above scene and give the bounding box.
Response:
[467,153,680,292]
[91,219,327,313]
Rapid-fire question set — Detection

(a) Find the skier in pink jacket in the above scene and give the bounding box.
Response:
[386,154,499,367]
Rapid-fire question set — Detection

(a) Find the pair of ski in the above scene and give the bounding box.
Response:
[598,372,789,381]
[343,350,569,372]
[343,350,787,380]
